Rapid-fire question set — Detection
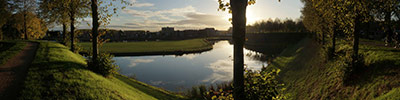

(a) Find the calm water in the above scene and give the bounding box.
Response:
[114,41,268,91]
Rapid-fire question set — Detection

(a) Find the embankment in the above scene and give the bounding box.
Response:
[20,41,185,99]
[269,37,400,99]
[79,39,212,56]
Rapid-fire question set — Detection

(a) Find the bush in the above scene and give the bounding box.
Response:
[188,67,286,100]
[87,53,119,77]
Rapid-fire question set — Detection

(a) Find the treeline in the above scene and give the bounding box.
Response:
[301,0,400,81]
[245,18,306,33]
[1,0,130,77]
[0,0,47,40]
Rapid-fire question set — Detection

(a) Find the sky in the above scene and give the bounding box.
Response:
[76,0,304,32]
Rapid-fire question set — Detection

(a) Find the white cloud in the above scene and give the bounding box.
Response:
[119,6,230,31]
[128,59,155,67]
[129,0,154,7]
[202,59,233,83]
[123,6,196,21]
[180,54,198,60]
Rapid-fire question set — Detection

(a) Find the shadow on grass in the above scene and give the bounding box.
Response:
[345,60,400,87]
[361,48,400,53]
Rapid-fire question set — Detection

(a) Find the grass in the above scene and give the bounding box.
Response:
[0,41,26,65]
[78,39,212,53]
[268,38,400,100]
[20,41,185,99]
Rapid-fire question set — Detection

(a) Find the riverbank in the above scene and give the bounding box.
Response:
[19,41,185,99]
[269,38,400,99]
[78,39,212,56]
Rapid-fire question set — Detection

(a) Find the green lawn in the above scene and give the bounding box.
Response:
[0,41,26,65]
[78,39,212,53]
[20,41,185,99]
[268,38,400,99]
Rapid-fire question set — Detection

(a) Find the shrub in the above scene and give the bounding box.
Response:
[87,53,119,77]
[188,67,286,100]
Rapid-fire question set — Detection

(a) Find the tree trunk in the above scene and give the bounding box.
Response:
[230,0,247,99]
[353,15,361,67]
[69,10,75,52]
[385,11,393,46]
[91,0,99,66]
[23,11,28,40]
[62,23,67,45]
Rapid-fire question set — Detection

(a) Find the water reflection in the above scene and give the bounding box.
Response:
[114,41,270,91]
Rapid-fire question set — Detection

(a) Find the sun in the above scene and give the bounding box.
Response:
[246,8,260,25]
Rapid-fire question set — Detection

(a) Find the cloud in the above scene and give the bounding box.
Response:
[123,6,196,21]
[128,59,154,67]
[159,13,230,26]
[118,6,230,31]
[202,59,233,83]
[129,0,154,7]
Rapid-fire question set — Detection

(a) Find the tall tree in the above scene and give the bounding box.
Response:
[13,0,37,40]
[218,0,280,99]
[89,0,129,68]
[39,0,70,45]
[5,11,47,39]
[66,0,90,52]
[0,0,11,40]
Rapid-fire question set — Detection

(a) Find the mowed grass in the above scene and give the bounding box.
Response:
[79,39,211,53]
[268,38,400,99]
[0,41,26,65]
[20,41,185,99]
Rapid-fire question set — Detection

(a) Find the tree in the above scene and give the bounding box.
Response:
[3,12,47,39]
[218,0,280,99]
[66,0,90,52]
[13,0,37,40]
[89,0,129,74]
[0,0,11,40]
[39,0,70,45]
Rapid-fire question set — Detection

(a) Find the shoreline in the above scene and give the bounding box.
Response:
[79,46,213,57]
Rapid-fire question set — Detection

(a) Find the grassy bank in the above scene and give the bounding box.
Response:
[20,41,185,99]
[269,38,400,99]
[0,41,26,65]
[78,39,212,55]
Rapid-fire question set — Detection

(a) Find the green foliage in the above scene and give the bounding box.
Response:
[87,53,119,77]
[2,12,47,40]
[188,68,286,100]
[246,18,306,33]
[244,68,287,100]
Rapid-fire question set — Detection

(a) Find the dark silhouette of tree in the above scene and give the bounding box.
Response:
[0,0,11,40]
[39,0,70,45]
[12,0,37,40]
[246,18,306,33]
[64,0,90,52]
[218,0,280,99]
[89,0,129,70]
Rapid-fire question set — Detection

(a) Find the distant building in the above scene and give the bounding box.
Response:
[161,27,174,36]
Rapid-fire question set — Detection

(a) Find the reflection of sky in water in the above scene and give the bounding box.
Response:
[114,41,268,91]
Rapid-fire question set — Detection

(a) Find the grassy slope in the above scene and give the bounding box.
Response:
[78,39,211,53]
[269,38,400,100]
[20,41,185,99]
[0,41,26,65]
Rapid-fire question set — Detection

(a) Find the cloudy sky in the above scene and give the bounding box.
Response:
[79,0,303,32]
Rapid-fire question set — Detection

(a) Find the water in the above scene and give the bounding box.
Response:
[114,41,268,91]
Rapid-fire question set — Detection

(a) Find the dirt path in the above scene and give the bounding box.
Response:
[0,42,38,99]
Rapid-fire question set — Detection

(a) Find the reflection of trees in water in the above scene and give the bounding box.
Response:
[245,50,275,64]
